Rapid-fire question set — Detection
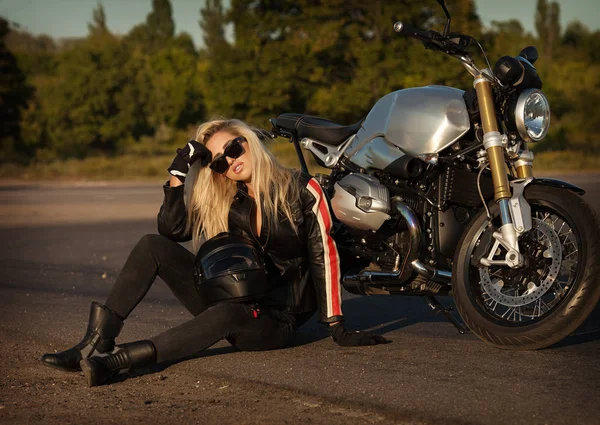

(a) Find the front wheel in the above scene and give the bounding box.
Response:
[453,185,600,350]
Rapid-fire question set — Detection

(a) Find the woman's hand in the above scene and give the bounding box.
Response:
[168,140,213,183]
[328,322,391,347]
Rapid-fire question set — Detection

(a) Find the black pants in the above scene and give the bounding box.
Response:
[104,234,296,364]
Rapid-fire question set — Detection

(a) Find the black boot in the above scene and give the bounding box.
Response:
[80,340,156,387]
[41,301,124,372]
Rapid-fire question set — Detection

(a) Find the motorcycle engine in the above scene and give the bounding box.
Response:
[330,173,391,231]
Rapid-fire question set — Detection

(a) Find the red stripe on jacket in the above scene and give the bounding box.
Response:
[307,178,342,318]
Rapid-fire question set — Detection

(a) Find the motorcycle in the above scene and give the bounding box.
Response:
[269,0,600,350]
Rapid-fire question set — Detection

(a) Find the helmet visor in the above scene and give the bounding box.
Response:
[200,245,263,280]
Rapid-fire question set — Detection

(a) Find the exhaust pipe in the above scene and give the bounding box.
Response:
[343,200,451,295]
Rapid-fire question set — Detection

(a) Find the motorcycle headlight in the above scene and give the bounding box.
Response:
[514,89,550,142]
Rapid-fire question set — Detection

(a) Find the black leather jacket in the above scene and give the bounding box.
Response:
[157,171,344,324]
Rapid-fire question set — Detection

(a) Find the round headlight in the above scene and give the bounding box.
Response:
[515,89,551,142]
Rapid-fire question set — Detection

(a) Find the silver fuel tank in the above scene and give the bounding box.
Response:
[344,86,470,170]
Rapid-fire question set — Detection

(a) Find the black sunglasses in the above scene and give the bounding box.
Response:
[209,136,247,174]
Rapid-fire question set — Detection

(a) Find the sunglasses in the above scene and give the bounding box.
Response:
[209,136,247,174]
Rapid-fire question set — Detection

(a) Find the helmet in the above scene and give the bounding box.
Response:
[193,232,268,305]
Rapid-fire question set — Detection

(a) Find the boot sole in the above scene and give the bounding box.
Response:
[80,359,95,387]
[40,359,81,372]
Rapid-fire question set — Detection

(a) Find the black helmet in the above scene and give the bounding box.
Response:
[193,232,268,305]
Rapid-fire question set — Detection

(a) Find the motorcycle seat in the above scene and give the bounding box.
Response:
[273,113,362,146]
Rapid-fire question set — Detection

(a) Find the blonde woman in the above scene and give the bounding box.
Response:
[41,118,389,387]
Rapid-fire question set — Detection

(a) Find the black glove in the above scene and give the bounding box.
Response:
[168,140,213,183]
[328,322,391,347]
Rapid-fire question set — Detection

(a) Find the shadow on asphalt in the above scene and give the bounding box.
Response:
[107,294,461,382]
[551,306,600,348]
[105,345,240,384]
[552,330,600,348]
[81,295,600,386]
[294,291,600,350]
[290,294,467,346]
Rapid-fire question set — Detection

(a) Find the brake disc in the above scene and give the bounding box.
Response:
[478,218,562,308]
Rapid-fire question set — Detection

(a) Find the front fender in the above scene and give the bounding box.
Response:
[526,178,585,196]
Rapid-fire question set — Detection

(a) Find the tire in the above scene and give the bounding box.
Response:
[452,185,600,350]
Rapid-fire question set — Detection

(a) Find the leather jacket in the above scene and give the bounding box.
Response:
[156,171,344,324]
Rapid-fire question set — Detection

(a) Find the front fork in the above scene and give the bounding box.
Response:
[474,74,533,269]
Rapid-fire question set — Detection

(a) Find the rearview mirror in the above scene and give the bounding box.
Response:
[519,46,539,64]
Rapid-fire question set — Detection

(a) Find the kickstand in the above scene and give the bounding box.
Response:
[424,296,470,334]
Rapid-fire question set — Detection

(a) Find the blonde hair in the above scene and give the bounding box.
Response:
[184,118,299,253]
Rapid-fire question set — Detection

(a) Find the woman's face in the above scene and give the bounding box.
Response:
[205,131,253,183]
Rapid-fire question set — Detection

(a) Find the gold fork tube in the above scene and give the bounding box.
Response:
[514,149,534,179]
[475,78,498,133]
[474,75,512,201]
[487,146,512,200]
[515,164,533,179]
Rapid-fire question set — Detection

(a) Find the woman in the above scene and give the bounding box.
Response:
[41,118,389,387]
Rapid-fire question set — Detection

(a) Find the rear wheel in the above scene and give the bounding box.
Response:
[452,185,600,349]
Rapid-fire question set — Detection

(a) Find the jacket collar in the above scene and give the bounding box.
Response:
[235,181,271,201]
[237,181,249,195]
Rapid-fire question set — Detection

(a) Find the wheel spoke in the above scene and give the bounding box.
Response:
[556,220,565,235]
[483,295,499,312]
[564,249,579,259]
[542,212,551,223]
[533,298,546,317]
[560,232,573,246]
[470,205,580,325]
[501,306,524,322]
[552,281,566,297]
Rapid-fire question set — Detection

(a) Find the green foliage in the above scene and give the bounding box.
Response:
[1,0,599,177]
[0,17,32,163]
[535,0,561,61]
[88,2,108,37]
[147,0,175,43]
[200,0,227,52]
[201,0,478,125]
[141,45,203,129]
[36,34,150,158]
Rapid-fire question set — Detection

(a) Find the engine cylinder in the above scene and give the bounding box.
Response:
[330,174,391,231]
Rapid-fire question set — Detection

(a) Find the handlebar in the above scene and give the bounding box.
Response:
[394,21,469,57]
[393,21,432,41]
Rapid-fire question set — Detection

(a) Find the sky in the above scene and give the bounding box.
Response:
[1,0,598,49]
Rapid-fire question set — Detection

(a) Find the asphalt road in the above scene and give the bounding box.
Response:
[1,173,599,425]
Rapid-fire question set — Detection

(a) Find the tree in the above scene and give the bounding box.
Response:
[141,46,203,129]
[198,0,473,125]
[36,34,151,158]
[535,0,561,61]
[88,2,108,37]
[483,19,536,61]
[200,0,227,54]
[562,21,600,63]
[5,27,57,75]
[146,0,175,47]
[124,0,175,53]
[0,17,31,163]
[447,0,481,37]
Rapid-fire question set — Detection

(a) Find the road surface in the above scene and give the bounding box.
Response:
[0,173,599,424]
